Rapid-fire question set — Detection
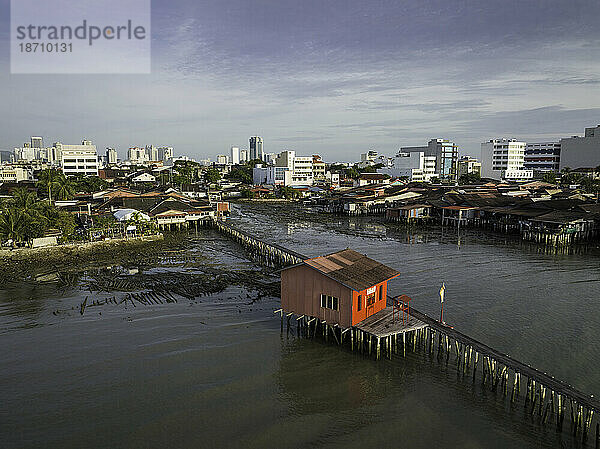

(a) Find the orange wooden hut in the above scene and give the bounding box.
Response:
[280,249,400,328]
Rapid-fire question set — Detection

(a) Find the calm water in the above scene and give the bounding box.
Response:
[2,203,600,448]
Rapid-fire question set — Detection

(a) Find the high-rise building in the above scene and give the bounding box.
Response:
[146,145,159,161]
[230,146,240,165]
[240,149,249,164]
[56,140,99,176]
[30,137,43,148]
[480,139,532,181]
[106,147,118,165]
[158,147,173,163]
[128,147,148,164]
[249,136,264,161]
[400,139,459,180]
[559,125,600,169]
[524,142,560,173]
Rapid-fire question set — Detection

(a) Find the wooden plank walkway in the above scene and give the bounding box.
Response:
[408,305,600,413]
[355,306,427,338]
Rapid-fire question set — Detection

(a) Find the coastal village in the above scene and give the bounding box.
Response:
[1,130,600,249]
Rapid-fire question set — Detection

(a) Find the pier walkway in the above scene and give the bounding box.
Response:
[212,218,600,445]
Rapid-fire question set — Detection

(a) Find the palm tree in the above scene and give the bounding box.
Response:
[0,207,26,246]
[54,175,75,200]
[37,169,63,203]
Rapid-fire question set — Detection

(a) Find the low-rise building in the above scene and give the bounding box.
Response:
[0,165,33,183]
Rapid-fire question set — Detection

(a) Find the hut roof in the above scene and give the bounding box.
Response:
[303,249,400,292]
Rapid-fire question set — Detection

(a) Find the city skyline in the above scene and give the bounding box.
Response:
[1,0,600,160]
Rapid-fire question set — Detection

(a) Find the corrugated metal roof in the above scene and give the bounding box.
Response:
[304,249,400,292]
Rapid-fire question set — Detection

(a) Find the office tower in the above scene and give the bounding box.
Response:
[249,136,264,161]
[230,146,240,164]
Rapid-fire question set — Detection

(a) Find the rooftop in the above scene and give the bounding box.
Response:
[303,249,400,292]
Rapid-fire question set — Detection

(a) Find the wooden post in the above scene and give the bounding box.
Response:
[376,337,380,360]
[403,332,406,357]
[351,329,354,351]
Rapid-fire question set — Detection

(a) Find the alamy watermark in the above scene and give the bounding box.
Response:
[11,0,151,74]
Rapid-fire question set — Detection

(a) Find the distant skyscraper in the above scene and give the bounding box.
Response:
[230,146,240,164]
[30,136,43,148]
[240,149,249,163]
[249,136,264,161]
[146,145,159,161]
[158,147,173,162]
[106,147,118,164]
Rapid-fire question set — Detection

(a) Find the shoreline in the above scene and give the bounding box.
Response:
[0,234,164,260]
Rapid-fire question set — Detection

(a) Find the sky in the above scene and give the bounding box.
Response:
[1,0,600,161]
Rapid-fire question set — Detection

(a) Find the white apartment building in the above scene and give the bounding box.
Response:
[378,151,438,182]
[128,147,149,164]
[0,165,33,183]
[216,154,229,165]
[56,140,99,176]
[240,149,249,164]
[252,150,317,186]
[230,146,240,165]
[480,139,532,181]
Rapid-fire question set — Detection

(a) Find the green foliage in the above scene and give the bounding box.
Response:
[72,175,108,193]
[204,168,221,184]
[228,165,252,184]
[241,188,254,199]
[279,186,301,199]
[0,188,77,245]
[458,173,481,185]
[541,172,557,184]
[246,159,264,168]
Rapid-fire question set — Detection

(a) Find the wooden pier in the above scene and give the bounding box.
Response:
[216,219,600,446]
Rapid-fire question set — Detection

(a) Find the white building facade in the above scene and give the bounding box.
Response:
[481,139,532,181]
[57,140,99,176]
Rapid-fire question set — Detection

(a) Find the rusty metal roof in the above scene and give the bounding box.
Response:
[304,249,400,292]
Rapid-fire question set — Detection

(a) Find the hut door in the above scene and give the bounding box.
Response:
[366,293,376,317]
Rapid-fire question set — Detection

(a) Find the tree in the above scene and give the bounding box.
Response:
[458,173,481,185]
[228,166,252,184]
[37,169,63,202]
[541,172,557,184]
[280,186,301,199]
[54,175,75,200]
[0,207,26,246]
[204,168,221,184]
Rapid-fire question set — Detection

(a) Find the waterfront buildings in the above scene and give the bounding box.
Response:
[378,150,438,182]
[559,125,600,170]
[249,136,264,161]
[400,139,459,180]
[480,139,532,181]
[280,249,400,327]
[524,142,561,173]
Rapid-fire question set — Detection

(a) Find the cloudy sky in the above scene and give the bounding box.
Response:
[1,0,600,161]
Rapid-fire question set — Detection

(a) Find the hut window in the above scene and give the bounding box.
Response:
[320,294,339,311]
[357,294,362,311]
